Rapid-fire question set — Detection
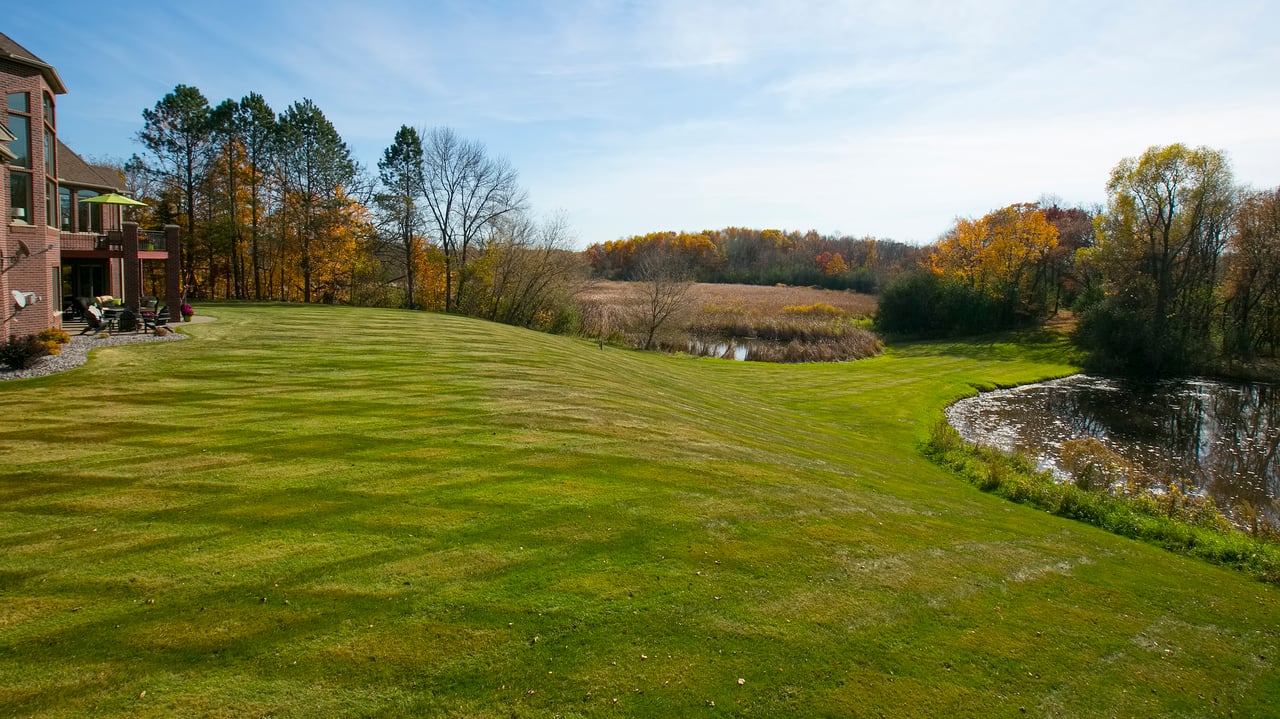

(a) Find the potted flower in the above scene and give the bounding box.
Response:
[181,303,194,322]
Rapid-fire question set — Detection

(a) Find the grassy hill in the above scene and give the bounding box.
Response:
[1,304,1276,717]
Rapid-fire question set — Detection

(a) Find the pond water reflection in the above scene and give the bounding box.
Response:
[946,375,1280,523]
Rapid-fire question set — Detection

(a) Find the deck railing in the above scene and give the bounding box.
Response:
[58,232,102,252]
[87,232,168,252]
[140,231,167,252]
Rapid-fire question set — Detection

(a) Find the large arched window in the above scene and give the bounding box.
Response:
[6,91,32,224]
[43,92,56,228]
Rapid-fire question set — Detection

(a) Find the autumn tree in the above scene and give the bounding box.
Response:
[209,98,253,297]
[1079,144,1236,375]
[228,92,277,300]
[817,251,848,276]
[930,202,1059,319]
[1223,188,1280,357]
[275,99,359,303]
[1041,203,1096,312]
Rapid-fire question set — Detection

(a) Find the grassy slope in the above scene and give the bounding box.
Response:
[1,304,1276,718]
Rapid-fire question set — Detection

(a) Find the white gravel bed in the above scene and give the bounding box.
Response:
[0,331,189,381]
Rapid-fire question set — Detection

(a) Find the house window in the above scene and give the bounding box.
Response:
[42,92,54,127]
[7,92,34,224]
[10,172,32,223]
[44,126,54,175]
[46,179,58,228]
[7,114,30,168]
[77,190,102,232]
[51,266,62,313]
[59,186,72,230]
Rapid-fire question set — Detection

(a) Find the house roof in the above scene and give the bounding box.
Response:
[57,139,122,192]
[0,31,67,95]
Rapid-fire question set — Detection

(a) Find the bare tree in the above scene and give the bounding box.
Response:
[484,211,583,326]
[419,127,526,312]
[633,247,694,350]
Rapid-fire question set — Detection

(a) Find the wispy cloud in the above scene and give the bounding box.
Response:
[7,0,1278,244]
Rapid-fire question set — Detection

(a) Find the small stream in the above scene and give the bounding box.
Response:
[946,374,1280,523]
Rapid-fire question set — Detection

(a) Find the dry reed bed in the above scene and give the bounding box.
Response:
[577,281,883,362]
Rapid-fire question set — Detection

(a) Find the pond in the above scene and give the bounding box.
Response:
[687,339,751,361]
[945,374,1280,524]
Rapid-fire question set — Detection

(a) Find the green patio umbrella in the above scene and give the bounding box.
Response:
[77,192,148,207]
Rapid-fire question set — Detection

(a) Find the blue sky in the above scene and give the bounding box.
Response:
[9,0,1279,247]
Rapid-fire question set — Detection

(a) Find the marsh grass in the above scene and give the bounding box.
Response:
[1,303,1278,717]
[579,282,883,362]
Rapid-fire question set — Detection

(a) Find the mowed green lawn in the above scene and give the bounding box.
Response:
[1,303,1276,718]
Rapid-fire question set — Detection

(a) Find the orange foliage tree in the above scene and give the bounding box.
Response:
[587,231,720,279]
[816,251,848,276]
[930,203,1059,315]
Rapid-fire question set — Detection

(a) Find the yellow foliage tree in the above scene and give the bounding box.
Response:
[823,252,849,276]
[931,203,1059,312]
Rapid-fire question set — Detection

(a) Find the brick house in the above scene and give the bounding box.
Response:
[1,31,180,342]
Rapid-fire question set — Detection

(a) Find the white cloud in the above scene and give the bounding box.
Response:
[9,0,1279,247]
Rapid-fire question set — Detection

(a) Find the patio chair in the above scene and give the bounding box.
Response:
[116,308,139,333]
[142,305,170,334]
[69,296,91,320]
[79,305,108,335]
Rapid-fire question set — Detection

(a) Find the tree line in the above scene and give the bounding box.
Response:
[585,228,923,293]
[125,85,579,328]
[878,143,1280,377]
[125,94,1278,378]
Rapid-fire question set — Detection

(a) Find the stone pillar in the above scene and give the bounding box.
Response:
[164,225,182,320]
[123,222,141,308]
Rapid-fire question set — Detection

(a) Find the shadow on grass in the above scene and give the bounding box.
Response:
[887,326,1084,367]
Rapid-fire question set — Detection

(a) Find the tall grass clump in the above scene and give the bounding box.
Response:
[925,420,1280,584]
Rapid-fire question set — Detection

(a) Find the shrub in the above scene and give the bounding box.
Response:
[37,327,71,345]
[34,327,71,356]
[875,270,1023,338]
[0,335,50,370]
[547,304,582,335]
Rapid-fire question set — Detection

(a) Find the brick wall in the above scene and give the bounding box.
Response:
[2,56,62,340]
[1,142,8,340]
[4,224,58,339]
